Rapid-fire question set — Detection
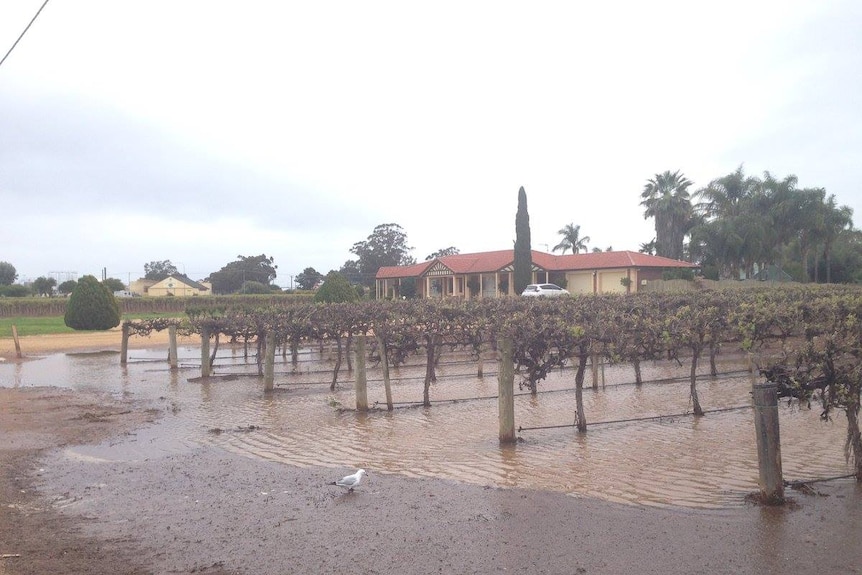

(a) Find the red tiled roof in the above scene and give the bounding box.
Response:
[437,250,516,274]
[376,260,436,280]
[545,251,697,271]
[376,250,696,279]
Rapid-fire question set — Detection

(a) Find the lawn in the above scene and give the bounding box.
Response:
[0,313,185,338]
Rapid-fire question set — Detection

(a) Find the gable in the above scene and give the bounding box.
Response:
[426,261,455,276]
[150,274,209,291]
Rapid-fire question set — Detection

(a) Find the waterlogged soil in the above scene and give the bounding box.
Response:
[0,327,200,359]
[2,334,862,574]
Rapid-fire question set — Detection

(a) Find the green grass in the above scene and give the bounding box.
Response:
[0,312,185,338]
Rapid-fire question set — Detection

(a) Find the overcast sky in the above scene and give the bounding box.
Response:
[2,1,860,286]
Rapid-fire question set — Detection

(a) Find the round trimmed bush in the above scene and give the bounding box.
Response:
[314,271,358,303]
[64,275,121,330]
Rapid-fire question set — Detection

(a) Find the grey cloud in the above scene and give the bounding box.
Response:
[1,90,363,231]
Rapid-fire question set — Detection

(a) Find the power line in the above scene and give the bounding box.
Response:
[0,0,51,70]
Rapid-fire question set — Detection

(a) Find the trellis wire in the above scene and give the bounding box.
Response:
[518,405,753,432]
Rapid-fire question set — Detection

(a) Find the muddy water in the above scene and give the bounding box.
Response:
[1,345,853,509]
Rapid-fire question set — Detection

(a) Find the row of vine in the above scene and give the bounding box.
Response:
[124,284,862,478]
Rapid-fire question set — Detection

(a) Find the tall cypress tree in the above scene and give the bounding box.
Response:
[514,186,532,294]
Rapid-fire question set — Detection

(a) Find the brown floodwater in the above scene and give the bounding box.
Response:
[1,343,853,509]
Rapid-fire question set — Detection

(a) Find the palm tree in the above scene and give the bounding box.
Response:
[790,187,827,282]
[695,172,774,278]
[640,170,694,260]
[552,223,590,254]
[819,195,854,283]
[638,239,657,255]
[695,164,759,220]
[690,217,745,279]
[758,171,800,273]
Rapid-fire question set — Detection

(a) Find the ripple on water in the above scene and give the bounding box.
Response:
[1,346,854,509]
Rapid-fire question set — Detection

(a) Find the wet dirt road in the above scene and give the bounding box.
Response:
[2,343,861,574]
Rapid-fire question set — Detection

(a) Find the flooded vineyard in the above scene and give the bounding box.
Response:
[2,342,853,509]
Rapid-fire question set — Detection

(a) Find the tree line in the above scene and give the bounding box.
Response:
[5,171,858,298]
[639,166,857,283]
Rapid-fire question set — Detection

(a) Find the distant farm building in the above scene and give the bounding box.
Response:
[129,275,211,297]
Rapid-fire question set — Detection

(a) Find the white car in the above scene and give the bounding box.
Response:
[521,283,569,297]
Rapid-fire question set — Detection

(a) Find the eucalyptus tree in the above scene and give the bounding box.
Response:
[350,223,415,288]
[552,223,590,254]
[207,254,278,294]
[640,170,694,260]
[32,276,57,296]
[144,260,179,281]
[295,267,323,290]
[58,279,77,295]
[0,261,17,285]
[425,247,460,260]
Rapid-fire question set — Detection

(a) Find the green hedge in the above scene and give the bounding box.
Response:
[0,293,316,318]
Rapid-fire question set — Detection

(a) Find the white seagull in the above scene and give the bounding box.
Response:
[332,469,367,492]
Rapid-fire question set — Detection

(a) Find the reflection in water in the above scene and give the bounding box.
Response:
[755,506,787,573]
[13,361,23,387]
[1,346,853,509]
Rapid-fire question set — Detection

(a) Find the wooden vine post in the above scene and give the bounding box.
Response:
[498,337,516,443]
[264,330,276,391]
[355,335,368,411]
[375,334,393,411]
[168,325,178,369]
[752,380,784,504]
[11,325,23,359]
[120,323,129,366]
[200,327,211,378]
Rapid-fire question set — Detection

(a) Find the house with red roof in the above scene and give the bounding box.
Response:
[375,250,698,299]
